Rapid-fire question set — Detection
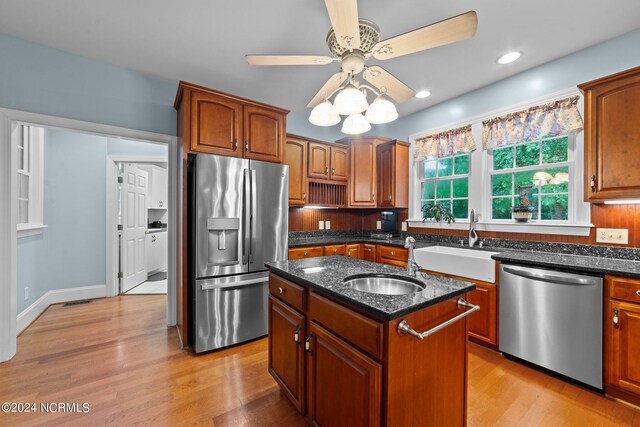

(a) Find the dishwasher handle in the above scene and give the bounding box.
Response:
[503,266,600,286]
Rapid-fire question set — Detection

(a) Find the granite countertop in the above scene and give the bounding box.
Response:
[491,249,640,278]
[289,236,406,248]
[266,256,475,320]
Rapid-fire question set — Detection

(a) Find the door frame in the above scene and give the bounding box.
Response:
[106,156,167,297]
[0,107,177,362]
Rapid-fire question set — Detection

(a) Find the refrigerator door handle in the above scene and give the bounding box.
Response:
[250,168,257,264]
[200,277,266,290]
[243,169,251,265]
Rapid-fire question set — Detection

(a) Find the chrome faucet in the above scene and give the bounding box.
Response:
[404,236,422,277]
[468,209,479,247]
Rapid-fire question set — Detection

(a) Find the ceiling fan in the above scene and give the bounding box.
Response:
[246,0,477,133]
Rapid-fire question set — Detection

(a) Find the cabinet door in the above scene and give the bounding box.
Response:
[190,91,242,156]
[607,300,640,396]
[349,140,376,207]
[243,105,285,163]
[580,67,640,201]
[466,282,498,346]
[307,322,381,427]
[285,137,308,206]
[269,296,306,413]
[362,244,376,262]
[376,144,394,207]
[324,244,346,256]
[330,146,348,182]
[346,243,361,259]
[308,142,330,180]
[288,247,324,260]
[158,232,167,272]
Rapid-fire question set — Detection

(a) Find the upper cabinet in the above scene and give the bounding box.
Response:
[330,146,348,181]
[340,136,387,207]
[175,81,288,163]
[377,141,409,208]
[579,66,640,202]
[308,142,348,182]
[139,165,168,209]
[284,136,308,206]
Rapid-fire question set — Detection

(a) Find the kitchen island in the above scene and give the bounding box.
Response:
[266,256,476,427]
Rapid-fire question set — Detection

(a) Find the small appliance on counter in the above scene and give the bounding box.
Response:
[370,232,400,241]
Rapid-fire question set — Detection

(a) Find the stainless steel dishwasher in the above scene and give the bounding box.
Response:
[499,263,603,389]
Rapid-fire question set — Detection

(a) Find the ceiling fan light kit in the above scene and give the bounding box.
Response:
[246,0,478,135]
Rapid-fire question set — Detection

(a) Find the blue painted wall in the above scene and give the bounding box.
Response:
[17,128,167,313]
[0,32,177,135]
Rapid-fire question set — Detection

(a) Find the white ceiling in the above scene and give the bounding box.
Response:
[1,0,639,118]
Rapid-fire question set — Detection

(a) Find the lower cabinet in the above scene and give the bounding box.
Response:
[606,275,640,405]
[362,244,376,262]
[465,281,498,348]
[289,246,324,260]
[376,245,408,268]
[307,322,381,427]
[323,244,346,256]
[346,243,361,259]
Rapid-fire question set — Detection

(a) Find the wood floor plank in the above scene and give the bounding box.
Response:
[0,295,638,426]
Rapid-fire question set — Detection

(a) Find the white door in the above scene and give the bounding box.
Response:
[121,164,149,292]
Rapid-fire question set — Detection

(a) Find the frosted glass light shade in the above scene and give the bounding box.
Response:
[533,171,553,183]
[309,101,340,126]
[341,113,371,135]
[555,172,569,182]
[333,85,368,115]
[365,95,398,124]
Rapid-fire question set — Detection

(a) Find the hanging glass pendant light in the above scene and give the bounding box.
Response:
[333,83,369,115]
[364,94,398,124]
[341,113,371,135]
[308,100,340,126]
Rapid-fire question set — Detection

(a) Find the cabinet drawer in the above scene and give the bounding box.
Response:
[308,291,383,360]
[608,275,640,304]
[288,246,323,260]
[324,244,346,256]
[269,273,306,312]
[377,245,408,261]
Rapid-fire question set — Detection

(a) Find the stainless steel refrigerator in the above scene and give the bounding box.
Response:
[188,153,288,353]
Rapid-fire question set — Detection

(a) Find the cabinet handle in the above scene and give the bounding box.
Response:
[245,141,249,151]
[305,333,313,353]
[233,139,238,151]
[304,251,308,256]
[325,167,329,175]
[389,195,392,201]
[333,249,337,254]
[590,175,596,193]
[636,290,640,297]
[372,193,375,202]
[302,192,306,201]
[331,167,335,175]
[278,287,284,294]
[613,308,619,329]
[390,251,395,256]
[294,325,301,344]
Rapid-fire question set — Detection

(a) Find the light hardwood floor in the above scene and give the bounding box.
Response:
[1,296,638,426]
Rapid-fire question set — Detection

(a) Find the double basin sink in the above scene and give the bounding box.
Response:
[343,245,498,295]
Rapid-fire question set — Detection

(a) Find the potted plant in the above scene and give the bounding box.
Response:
[422,203,456,225]
[512,185,535,222]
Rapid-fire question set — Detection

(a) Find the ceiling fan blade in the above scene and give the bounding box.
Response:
[246,55,333,66]
[372,11,477,60]
[363,66,415,103]
[307,72,348,108]
[324,0,361,50]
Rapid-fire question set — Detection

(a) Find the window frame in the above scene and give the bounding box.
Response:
[407,88,592,236]
[16,124,46,238]
[418,153,470,220]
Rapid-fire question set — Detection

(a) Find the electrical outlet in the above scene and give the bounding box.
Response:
[318,221,324,230]
[24,287,29,301]
[596,228,628,244]
[325,221,331,230]
[376,221,381,230]
[401,222,407,232]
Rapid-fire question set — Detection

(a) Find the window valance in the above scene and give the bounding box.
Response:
[413,124,476,161]
[482,96,583,150]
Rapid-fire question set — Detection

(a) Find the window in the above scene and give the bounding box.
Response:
[490,136,571,221]
[16,125,44,236]
[419,153,469,219]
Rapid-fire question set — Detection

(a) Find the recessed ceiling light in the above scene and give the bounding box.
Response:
[415,90,431,99]
[497,51,522,65]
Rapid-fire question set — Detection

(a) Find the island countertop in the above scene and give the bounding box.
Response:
[265,255,475,321]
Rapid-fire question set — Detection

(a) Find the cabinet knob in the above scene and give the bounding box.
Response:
[278,287,284,294]
[325,167,329,175]
[302,192,306,201]
[372,193,375,202]
[233,139,238,151]
[333,249,337,254]
[331,168,335,175]
[391,251,395,256]
[636,290,640,297]
[613,308,619,328]
[304,251,308,256]
[245,141,249,151]
[389,195,392,201]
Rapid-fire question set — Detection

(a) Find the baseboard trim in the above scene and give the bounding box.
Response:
[17,284,107,334]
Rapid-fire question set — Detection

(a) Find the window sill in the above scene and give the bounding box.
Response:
[406,219,593,236]
[17,224,48,238]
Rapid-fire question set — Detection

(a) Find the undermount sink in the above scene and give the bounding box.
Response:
[413,246,499,283]
[343,274,425,295]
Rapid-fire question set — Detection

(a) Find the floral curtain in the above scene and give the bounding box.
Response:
[413,124,476,161]
[482,96,583,150]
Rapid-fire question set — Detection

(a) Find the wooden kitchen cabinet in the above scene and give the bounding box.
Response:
[269,296,306,413]
[465,281,498,348]
[324,244,346,256]
[579,66,640,201]
[345,137,383,207]
[288,246,324,260]
[284,136,308,206]
[606,275,640,405]
[188,89,243,156]
[308,142,349,182]
[346,243,361,259]
[376,141,409,208]
[330,146,349,181]
[362,244,376,262]
[376,245,408,268]
[244,104,285,162]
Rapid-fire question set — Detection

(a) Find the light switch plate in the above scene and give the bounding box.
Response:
[401,222,407,232]
[318,221,324,230]
[596,228,628,244]
[325,221,331,230]
[376,221,381,230]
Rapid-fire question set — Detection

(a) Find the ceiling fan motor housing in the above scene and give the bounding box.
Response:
[341,51,366,74]
[326,19,381,57]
